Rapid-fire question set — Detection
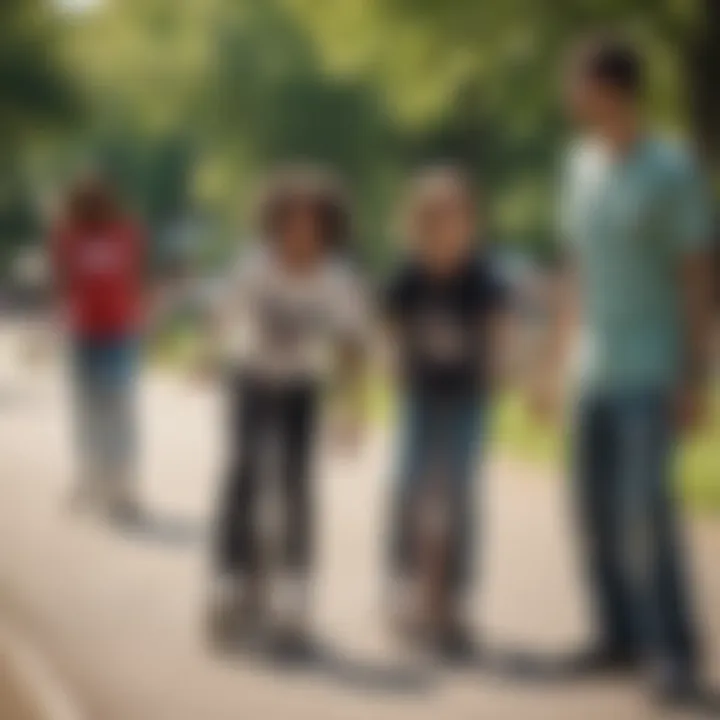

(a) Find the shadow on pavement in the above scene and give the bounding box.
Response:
[216,639,437,697]
[114,511,206,549]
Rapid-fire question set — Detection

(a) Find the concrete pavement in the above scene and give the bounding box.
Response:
[0,337,719,719]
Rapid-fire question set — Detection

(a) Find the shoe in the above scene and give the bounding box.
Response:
[650,660,701,708]
[206,575,262,650]
[271,620,313,660]
[560,643,638,677]
[435,620,477,662]
[384,577,423,644]
[107,494,144,528]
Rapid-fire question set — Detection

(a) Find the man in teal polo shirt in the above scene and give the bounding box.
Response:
[551,36,715,703]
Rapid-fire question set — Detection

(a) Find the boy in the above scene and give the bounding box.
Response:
[384,166,509,655]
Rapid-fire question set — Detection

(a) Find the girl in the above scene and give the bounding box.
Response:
[208,166,367,652]
[384,166,509,655]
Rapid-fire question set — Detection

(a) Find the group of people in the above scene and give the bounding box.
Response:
[50,36,715,706]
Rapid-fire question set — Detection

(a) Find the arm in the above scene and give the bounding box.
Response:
[331,272,372,448]
[485,307,514,392]
[482,264,515,392]
[672,154,715,433]
[530,260,579,419]
[677,249,715,431]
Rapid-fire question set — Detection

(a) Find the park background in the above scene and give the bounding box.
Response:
[1,0,718,507]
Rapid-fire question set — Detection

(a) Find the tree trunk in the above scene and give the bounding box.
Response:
[686,0,720,173]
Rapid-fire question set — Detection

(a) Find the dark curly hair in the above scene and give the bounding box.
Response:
[255,164,352,251]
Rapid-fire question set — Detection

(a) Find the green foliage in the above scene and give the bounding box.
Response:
[0,0,715,268]
[0,0,80,145]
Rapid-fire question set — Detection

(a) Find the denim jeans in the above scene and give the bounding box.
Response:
[573,389,697,667]
[214,376,319,577]
[389,390,484,593]
[72,336,139,491]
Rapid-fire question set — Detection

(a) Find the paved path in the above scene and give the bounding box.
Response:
[0,329,719,719]
[0,654,42,720]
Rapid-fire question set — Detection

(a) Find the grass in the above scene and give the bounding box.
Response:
[494,387,720,514]
[150,328,720,514]
[372,378,720,514]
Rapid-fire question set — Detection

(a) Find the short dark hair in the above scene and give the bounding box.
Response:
[574,35,644,97]
[65,170,120,226]
[256,164,351,251]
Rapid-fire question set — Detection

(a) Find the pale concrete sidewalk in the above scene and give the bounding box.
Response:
[0,338,719,719]
[0,655,43,720]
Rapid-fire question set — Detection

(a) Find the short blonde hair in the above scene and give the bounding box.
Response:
[400,164,479,243]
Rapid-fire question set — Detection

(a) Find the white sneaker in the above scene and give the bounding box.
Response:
[385,576,421,639]
[206,575,262,649]
[272,572,311,650]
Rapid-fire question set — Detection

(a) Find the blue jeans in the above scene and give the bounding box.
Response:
[72,337,140,488]
[573,389,697,666]
[389,390,484,593]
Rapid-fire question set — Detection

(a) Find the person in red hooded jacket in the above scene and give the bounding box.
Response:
[52,171,147,522]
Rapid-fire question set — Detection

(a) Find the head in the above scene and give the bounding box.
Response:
[564,35,644,131]
[402,165,479,272]
[257,165,351,269]
[65,170,119,228]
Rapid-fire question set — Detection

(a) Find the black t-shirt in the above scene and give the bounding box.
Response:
[385,254,507,395]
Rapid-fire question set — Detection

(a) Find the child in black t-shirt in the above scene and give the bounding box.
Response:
[384,166,508,654]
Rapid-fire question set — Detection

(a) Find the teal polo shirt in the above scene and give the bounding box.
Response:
[560,135,712,391]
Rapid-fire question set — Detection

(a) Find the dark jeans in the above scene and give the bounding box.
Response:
[389,389,484,593]
[573,389,697,667]
[214,377,318,577]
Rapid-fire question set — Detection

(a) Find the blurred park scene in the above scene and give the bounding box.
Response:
[2,0,719,507]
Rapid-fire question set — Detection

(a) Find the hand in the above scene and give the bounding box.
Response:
[527,379,562,425]
[330,414,365,454]
[674,385,708,435]
[190,357,222,386]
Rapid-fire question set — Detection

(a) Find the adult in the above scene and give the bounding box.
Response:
[547,36,715,703]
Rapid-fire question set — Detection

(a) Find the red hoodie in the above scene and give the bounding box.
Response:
[52,217,145,339]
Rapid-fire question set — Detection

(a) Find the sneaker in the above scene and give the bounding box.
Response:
[435,620,477,662]
[271,573,313,658]
[384,577,422,643]
[559,643,639,678]
[108,494,144,528]
[206,575,262,650]
[274,573,309,626]
[650,660,701,707]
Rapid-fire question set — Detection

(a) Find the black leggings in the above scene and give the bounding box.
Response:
[214,377,318,577]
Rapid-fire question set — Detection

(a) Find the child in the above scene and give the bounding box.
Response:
[384,166,508,655]
[51,171,147,522]
[207,166,367,651]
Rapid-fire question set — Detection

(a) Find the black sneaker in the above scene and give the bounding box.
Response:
[650,661,701,708]
[434,621,478,663]
[560,644,638,678]
[270,622,314,662]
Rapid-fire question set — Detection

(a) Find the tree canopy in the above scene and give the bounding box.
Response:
[1,0,716,270]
